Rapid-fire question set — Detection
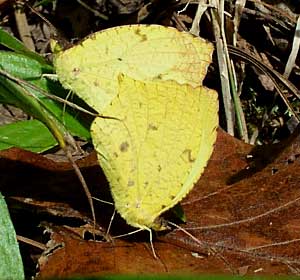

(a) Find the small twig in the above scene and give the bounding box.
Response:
[14,3,35,51]
[177,0,191,14]
[0,69,98,117]
[64,148,96,236]
[284,15,300,78]
[248,0,297,24]
[189,0,209,36]
[210,3,235,136]
[219,0,248,141]
[76,0,108,21]
[233,0,247,46]
[17,235,47,251]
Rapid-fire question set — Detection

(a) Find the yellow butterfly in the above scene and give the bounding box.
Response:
[54,24,218,256]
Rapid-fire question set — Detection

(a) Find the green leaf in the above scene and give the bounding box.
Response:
[171,203,186,223]
[0,51,45,79]
[0,193,24,280]
[0,27,50,67]
[0,51,91,150]
[0,30,91,151]
[0,119,57,152]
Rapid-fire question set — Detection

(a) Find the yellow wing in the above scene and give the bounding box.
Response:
[91,74,218,231]
[54,25,214,113]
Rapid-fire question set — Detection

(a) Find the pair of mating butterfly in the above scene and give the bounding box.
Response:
[54,24,218,257]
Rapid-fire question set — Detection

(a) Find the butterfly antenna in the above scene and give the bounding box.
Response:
[167,221,205,247]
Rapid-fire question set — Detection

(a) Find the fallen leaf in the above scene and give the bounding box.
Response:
[1,128,300,277]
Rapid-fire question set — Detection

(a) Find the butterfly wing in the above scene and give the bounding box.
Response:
[91,74,218,230]
[54,25,213,113]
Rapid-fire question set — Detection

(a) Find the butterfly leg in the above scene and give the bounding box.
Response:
[145,227,157,259]
[106,208,116,236]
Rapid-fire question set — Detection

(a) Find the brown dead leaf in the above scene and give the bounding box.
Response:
[1,127,300,277]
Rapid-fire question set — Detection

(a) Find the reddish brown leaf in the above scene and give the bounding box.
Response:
[1,128,300,277]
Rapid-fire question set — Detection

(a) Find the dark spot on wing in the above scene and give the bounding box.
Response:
[72,67,80,75]
[157,165,162,172]
[148,123,158,131]
[128,180,135,187]
[120,141,129,152]
[183,149,195,163]
[117,58,122,61]
[134,28,147,42]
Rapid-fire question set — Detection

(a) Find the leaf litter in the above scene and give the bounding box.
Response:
[1,0,300,277]
[0,127,300,276]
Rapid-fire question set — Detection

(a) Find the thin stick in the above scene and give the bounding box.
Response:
[17,235,47,251]
[64,148,96,235]
[0,69,98,117]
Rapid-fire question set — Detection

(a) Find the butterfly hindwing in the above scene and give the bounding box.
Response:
[91,74,218,230]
